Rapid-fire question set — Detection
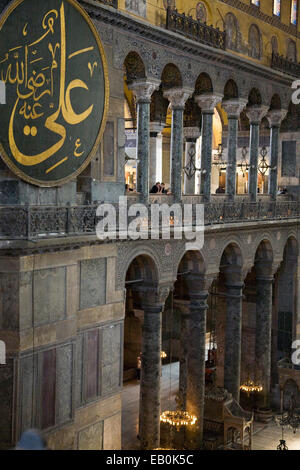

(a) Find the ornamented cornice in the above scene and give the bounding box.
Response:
[80,1,293,88]
[219,0,299,39]
[163,87,193,109]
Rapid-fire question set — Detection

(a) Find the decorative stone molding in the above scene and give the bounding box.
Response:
[194,93,223,113]
[246,105,269,124]
[222,98,248,118]
[266,109,288,128]
[183,126,201,140]
[128,78,161,103]
[163,87,193,110]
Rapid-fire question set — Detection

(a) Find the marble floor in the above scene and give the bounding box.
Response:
[121,362,300,451]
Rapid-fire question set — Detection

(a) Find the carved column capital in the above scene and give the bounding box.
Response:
[183,126,201,141]
[266,109,288,128]
[150,121,165,135]
[128,78,161,103]
[194,93,223,114]
[163,87,193,110]
[222,98,248,119]
[246,105,269,124]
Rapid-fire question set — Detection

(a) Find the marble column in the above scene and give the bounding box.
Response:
[255,275,274,409]
[266,110,287,200]
[164,88,193,202]
[224,280,244,402]
[138,285,170,450]
[194,93,223,202]
[222,99,247,199]
[183,127,201,195]
[186,275,212,447]
[128,79,161,203]
[246,105,268,202]
[174,300,190,410]
[149,122,164,187]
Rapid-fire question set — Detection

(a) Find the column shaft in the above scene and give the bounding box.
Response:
[136,100,150,202]
[226,117,238,199]
[224,283,243,401]
[170,107,184,201]
[255,278,273,408]
[179,312,189,409]
[186,293,208,445]
[200,112,213,202]
[139,307,162,449]
[268,125,279,200]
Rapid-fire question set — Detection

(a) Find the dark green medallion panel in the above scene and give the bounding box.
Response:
[0,0,109,186]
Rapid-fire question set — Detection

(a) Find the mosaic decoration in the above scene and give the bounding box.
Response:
[125,0,146,18]
[196,2,207,23]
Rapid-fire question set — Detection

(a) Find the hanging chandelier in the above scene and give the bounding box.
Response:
[240,378,263,396]
[160,411,197,428]
[161,351,167,359]
[237,146,249,177]
[275,410,300,434]
[258,146,270,178]
[212,143,227,169]
[277,439,288,450]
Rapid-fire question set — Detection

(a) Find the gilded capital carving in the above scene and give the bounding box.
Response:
[222,98,248,118]
[128,78,161,103]
[163,87,193,109]
[266,109,288,128]
[194,93,223,113]
[245,105,269,124]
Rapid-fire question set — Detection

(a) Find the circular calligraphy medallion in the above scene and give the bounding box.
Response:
[0,0,109,186]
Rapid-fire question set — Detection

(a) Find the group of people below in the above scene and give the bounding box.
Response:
[150,182,171,194]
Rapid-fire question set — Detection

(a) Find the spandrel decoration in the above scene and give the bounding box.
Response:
[0,0,109,186]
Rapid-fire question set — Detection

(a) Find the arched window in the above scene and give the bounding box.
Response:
[273,0,281,17]
[287,40,297,61]
[249,24,261,60]
[291,0,298,25]
[196,2,207,23]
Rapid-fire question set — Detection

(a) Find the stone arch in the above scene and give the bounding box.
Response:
[195,72,213,95]
[161,63,182,90]
[287,39,297,62]
[224,79,239,100]
[248,24,262,60]
[177,250,206,275]
[248,87,262,106]
[220,242,243,270]
[124,51,146,84]
[125,253,159,284]
[270,93,282,111]
[224,12,240,51]
[254,238,274,264]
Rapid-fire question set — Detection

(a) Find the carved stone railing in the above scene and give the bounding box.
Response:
[0,200,299,240]
[271,52,300,78]
[166,7,226,50]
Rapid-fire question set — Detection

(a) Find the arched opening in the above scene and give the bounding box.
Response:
[123,52,146,192]
[248,24,261,60]
[122,254,159,449]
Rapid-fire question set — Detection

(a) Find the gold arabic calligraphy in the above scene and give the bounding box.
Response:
[0,2,97,171]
